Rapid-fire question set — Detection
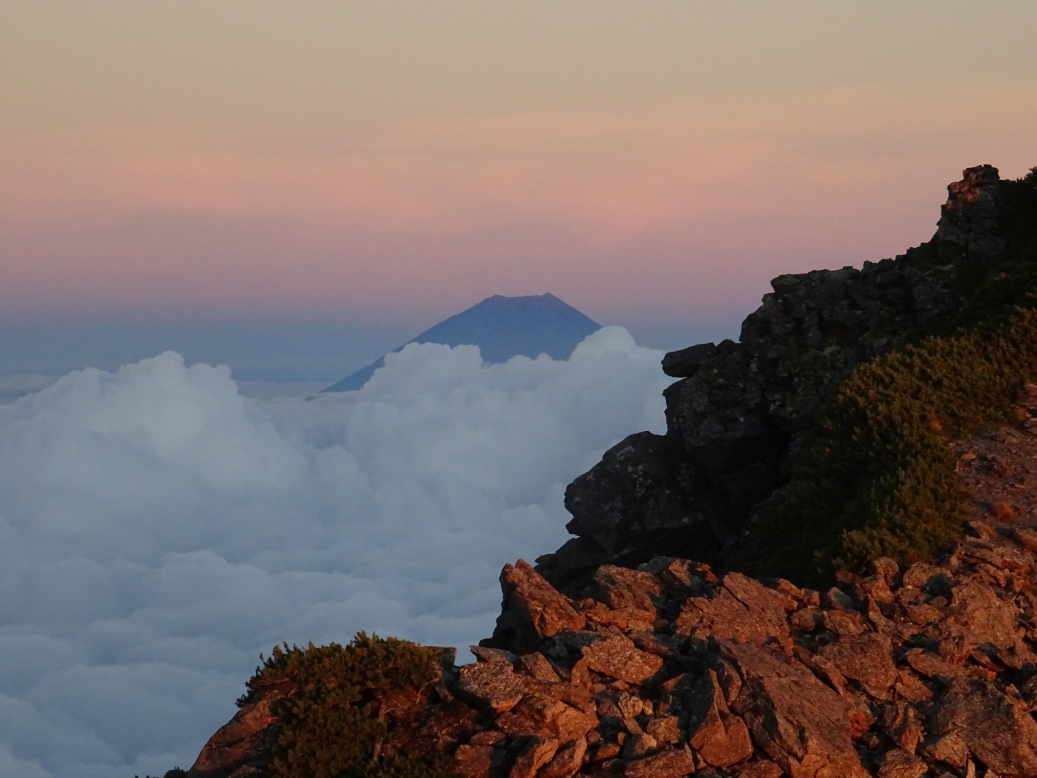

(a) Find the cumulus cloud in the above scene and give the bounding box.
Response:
[0,327,668,777]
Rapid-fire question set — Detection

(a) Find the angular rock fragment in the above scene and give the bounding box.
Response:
[458,658,526,713]
[686,668,754,768]
[901,562,945,590]
[931,674,1037,776]
[931,582,1023,661]
[721,639,870,778]
[880,701,923,754]
[622,747,697,778]
[489,560,585,651]
[876,748,928,778]
[646,715,681,744]
[189,681,291,777]
[495,693,598,743]
[517,652,561,683]
[594,565,663,617]
[817,632,897,699]
[538,737,587,778]
[675,572,790,642]
[903,649,961,681]
[621,731,657,759]
[581,635,663,684]
[920,732,969,769]
[736,762,785,778]
[453,743,496,778]
[509,736,559,778]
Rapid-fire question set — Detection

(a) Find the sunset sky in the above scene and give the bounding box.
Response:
[3,1,1037,380]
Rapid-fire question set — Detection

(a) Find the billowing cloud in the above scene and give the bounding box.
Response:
[0,327,668,777]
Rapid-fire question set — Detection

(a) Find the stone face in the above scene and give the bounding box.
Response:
[486,560,585,651]
[737,762,785,778]
[581,635,664,684]
[495,693,597,743]
[189,682,291,777]
[662,342,719,378]
[931,582,1021,661]
[816,632,897,699]
[517,652,561,683]
[686,669,754,768]
[594,565,663,618]
[458,658,526,713]
[675,572,790,642]
[508,736,559,778]
[454,744,496,778]
[538,737,587,778]
[877,748,928,778]
[721,639,870,778]
[936,164,1006,261]
[622,747,697,778]
[931,674,1037,776]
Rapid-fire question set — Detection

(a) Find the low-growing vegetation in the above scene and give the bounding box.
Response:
[751,169,1037,585]
[239,633,455,778]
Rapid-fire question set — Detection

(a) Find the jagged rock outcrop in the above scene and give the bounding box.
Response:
[537,166,1009,592]
[190,516,1037,777]
[936,164,1006,262]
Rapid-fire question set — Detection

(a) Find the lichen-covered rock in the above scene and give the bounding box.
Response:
[621,747,696,778]
[931,674,1037,777]
[485,560,585,652]
[189,509,1037,778]
[457,655,526,713]
[816,632,897,700]
[508,736,559,778]
[580,635,663,684]
[593,565,663,618]
[538,737,586,778]
[675,571,790,642]
[876,748,928,778]
[721,639,870,778]
[189,681,291,777]
[686,669,754,768]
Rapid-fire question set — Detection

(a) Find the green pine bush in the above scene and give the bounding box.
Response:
[239,633,455,778]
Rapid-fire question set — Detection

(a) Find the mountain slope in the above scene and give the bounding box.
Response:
[173,164,1037,778]
[323,294,601,392]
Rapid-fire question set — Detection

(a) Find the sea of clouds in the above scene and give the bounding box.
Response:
[0,326,670,778]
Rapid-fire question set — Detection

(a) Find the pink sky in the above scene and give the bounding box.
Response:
[3,3,1037,335]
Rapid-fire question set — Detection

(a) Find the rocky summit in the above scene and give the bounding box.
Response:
[175,164,1037,778]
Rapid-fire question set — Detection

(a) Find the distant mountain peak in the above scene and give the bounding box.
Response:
[322,293,600,392]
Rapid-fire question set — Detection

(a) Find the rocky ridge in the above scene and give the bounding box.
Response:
[537,166,1008,592]
[191,511,1037,778]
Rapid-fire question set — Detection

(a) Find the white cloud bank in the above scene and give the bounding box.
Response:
[0,327,669,778]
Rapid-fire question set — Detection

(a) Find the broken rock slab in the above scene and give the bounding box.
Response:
[581,634,664,685]
[720,639,870,778]
[931,674,1037,777]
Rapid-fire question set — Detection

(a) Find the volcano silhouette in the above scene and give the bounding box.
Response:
[322,293,601,392]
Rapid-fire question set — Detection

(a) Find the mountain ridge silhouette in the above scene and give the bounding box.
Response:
[322,293,601,392]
